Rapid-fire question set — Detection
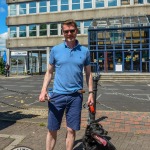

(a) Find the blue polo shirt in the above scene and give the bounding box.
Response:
[49,40,91,94]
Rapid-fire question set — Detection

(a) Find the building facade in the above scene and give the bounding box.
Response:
[6,0,150,74]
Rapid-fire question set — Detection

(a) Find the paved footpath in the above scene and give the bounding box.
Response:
[0,108,150,150]
[0,75,150,150]
[0,120,150,150]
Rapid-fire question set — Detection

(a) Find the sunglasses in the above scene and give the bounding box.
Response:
[63,29,76,34]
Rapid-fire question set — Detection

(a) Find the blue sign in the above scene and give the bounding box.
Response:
[2,51,7,63]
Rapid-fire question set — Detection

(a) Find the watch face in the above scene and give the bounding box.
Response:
[12,147,32,150]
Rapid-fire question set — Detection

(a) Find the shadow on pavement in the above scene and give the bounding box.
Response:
[73,139,83,150]
[0,111,39,130]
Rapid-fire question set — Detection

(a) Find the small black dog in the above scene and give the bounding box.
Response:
[82,117,116,150]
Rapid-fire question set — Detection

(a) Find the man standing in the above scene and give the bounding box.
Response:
[5,63,10,77]
[39,19,94,150]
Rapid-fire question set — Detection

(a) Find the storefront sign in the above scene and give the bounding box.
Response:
[11,51,27,56]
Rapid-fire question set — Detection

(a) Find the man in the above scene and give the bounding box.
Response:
[5,63,10,77]
[39,19,94,150]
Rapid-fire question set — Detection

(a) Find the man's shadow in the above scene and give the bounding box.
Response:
[0,110,39,131]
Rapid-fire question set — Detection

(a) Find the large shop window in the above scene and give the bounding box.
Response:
[61,0,69,11]
[10,4,17,16]
[50,24,58,35]
[10,27,17,38]
[19,3,26,15]
[39,0,47,13]
[19,26,26,37]
[72,0,80,10]
[29,24,37,36]
[96,0,104,8]
[50,0,58,12]
[84,0,92,9]
[40,24,47,36]
[29,2,36,14]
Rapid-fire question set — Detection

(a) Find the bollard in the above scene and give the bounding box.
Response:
[89,75,100,122]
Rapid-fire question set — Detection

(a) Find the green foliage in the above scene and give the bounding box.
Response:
[0,58,5,75]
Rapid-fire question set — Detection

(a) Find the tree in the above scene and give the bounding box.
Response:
[0,58,5,75]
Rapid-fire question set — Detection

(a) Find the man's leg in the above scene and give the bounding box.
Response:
[65,93,83,150]
[46,130,57,150]
[66,127,76,150]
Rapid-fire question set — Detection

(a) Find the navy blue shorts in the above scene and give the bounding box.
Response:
[47,92,83,131]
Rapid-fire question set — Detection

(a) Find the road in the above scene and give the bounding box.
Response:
[0,75,150,112]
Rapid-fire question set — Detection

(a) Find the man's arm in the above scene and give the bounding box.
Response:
[84,65,94,105]
[39,64,54,102]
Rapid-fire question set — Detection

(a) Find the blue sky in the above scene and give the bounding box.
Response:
[0,0,7,34]
[0,0,8,51]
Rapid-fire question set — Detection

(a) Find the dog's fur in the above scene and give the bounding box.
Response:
[82,118,116,150]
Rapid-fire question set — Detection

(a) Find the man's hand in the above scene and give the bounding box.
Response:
[87,93,94,106]
[39,90,49,102]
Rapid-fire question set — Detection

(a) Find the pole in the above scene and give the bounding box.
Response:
[89,75,100,122]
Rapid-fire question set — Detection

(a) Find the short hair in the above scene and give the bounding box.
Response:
[62,19,77,29]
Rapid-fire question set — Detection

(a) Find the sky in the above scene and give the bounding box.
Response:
[0,0,8,52]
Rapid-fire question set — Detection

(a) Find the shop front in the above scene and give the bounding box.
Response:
[10,50,47,75]
[88,16,150,73]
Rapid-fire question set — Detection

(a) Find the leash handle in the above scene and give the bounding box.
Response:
[89,105,95,113]
[83,103,95,113]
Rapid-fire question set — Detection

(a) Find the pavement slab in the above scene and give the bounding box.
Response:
[0,120,150,150]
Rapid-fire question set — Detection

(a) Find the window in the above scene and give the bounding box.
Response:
[72,0,80,10]
[39,0,47,13]
[134,0,143,4]
[29,24,36,36]
[19,3,26,15]
[83,0,92,9]
[29,2,36,14]
[84,20,92,34]
[76,21,81,34]
[50,23,58,35]
[108,0,117,6]
[19,26,26,37]
[148,0,150,3]
[61,0,69,11]
[96,0,104,8]
[10,26,17,38]
[40,24,47,36]
[121,0,130,5]
[10,4,16,16]
[50,0,58,12]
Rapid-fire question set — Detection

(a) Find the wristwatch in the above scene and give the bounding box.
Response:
[88,91,94,94]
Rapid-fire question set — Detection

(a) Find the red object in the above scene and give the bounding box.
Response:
[89,105,95,113]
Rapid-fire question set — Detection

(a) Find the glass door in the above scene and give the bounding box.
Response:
[106,51,114,72]
[133,51,140,71]
[115,51,123,72]
[124,51,132,71]
[98,52,104,72]
[142,50,149,72]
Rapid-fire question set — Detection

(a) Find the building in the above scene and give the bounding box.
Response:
[6,0,150,74]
